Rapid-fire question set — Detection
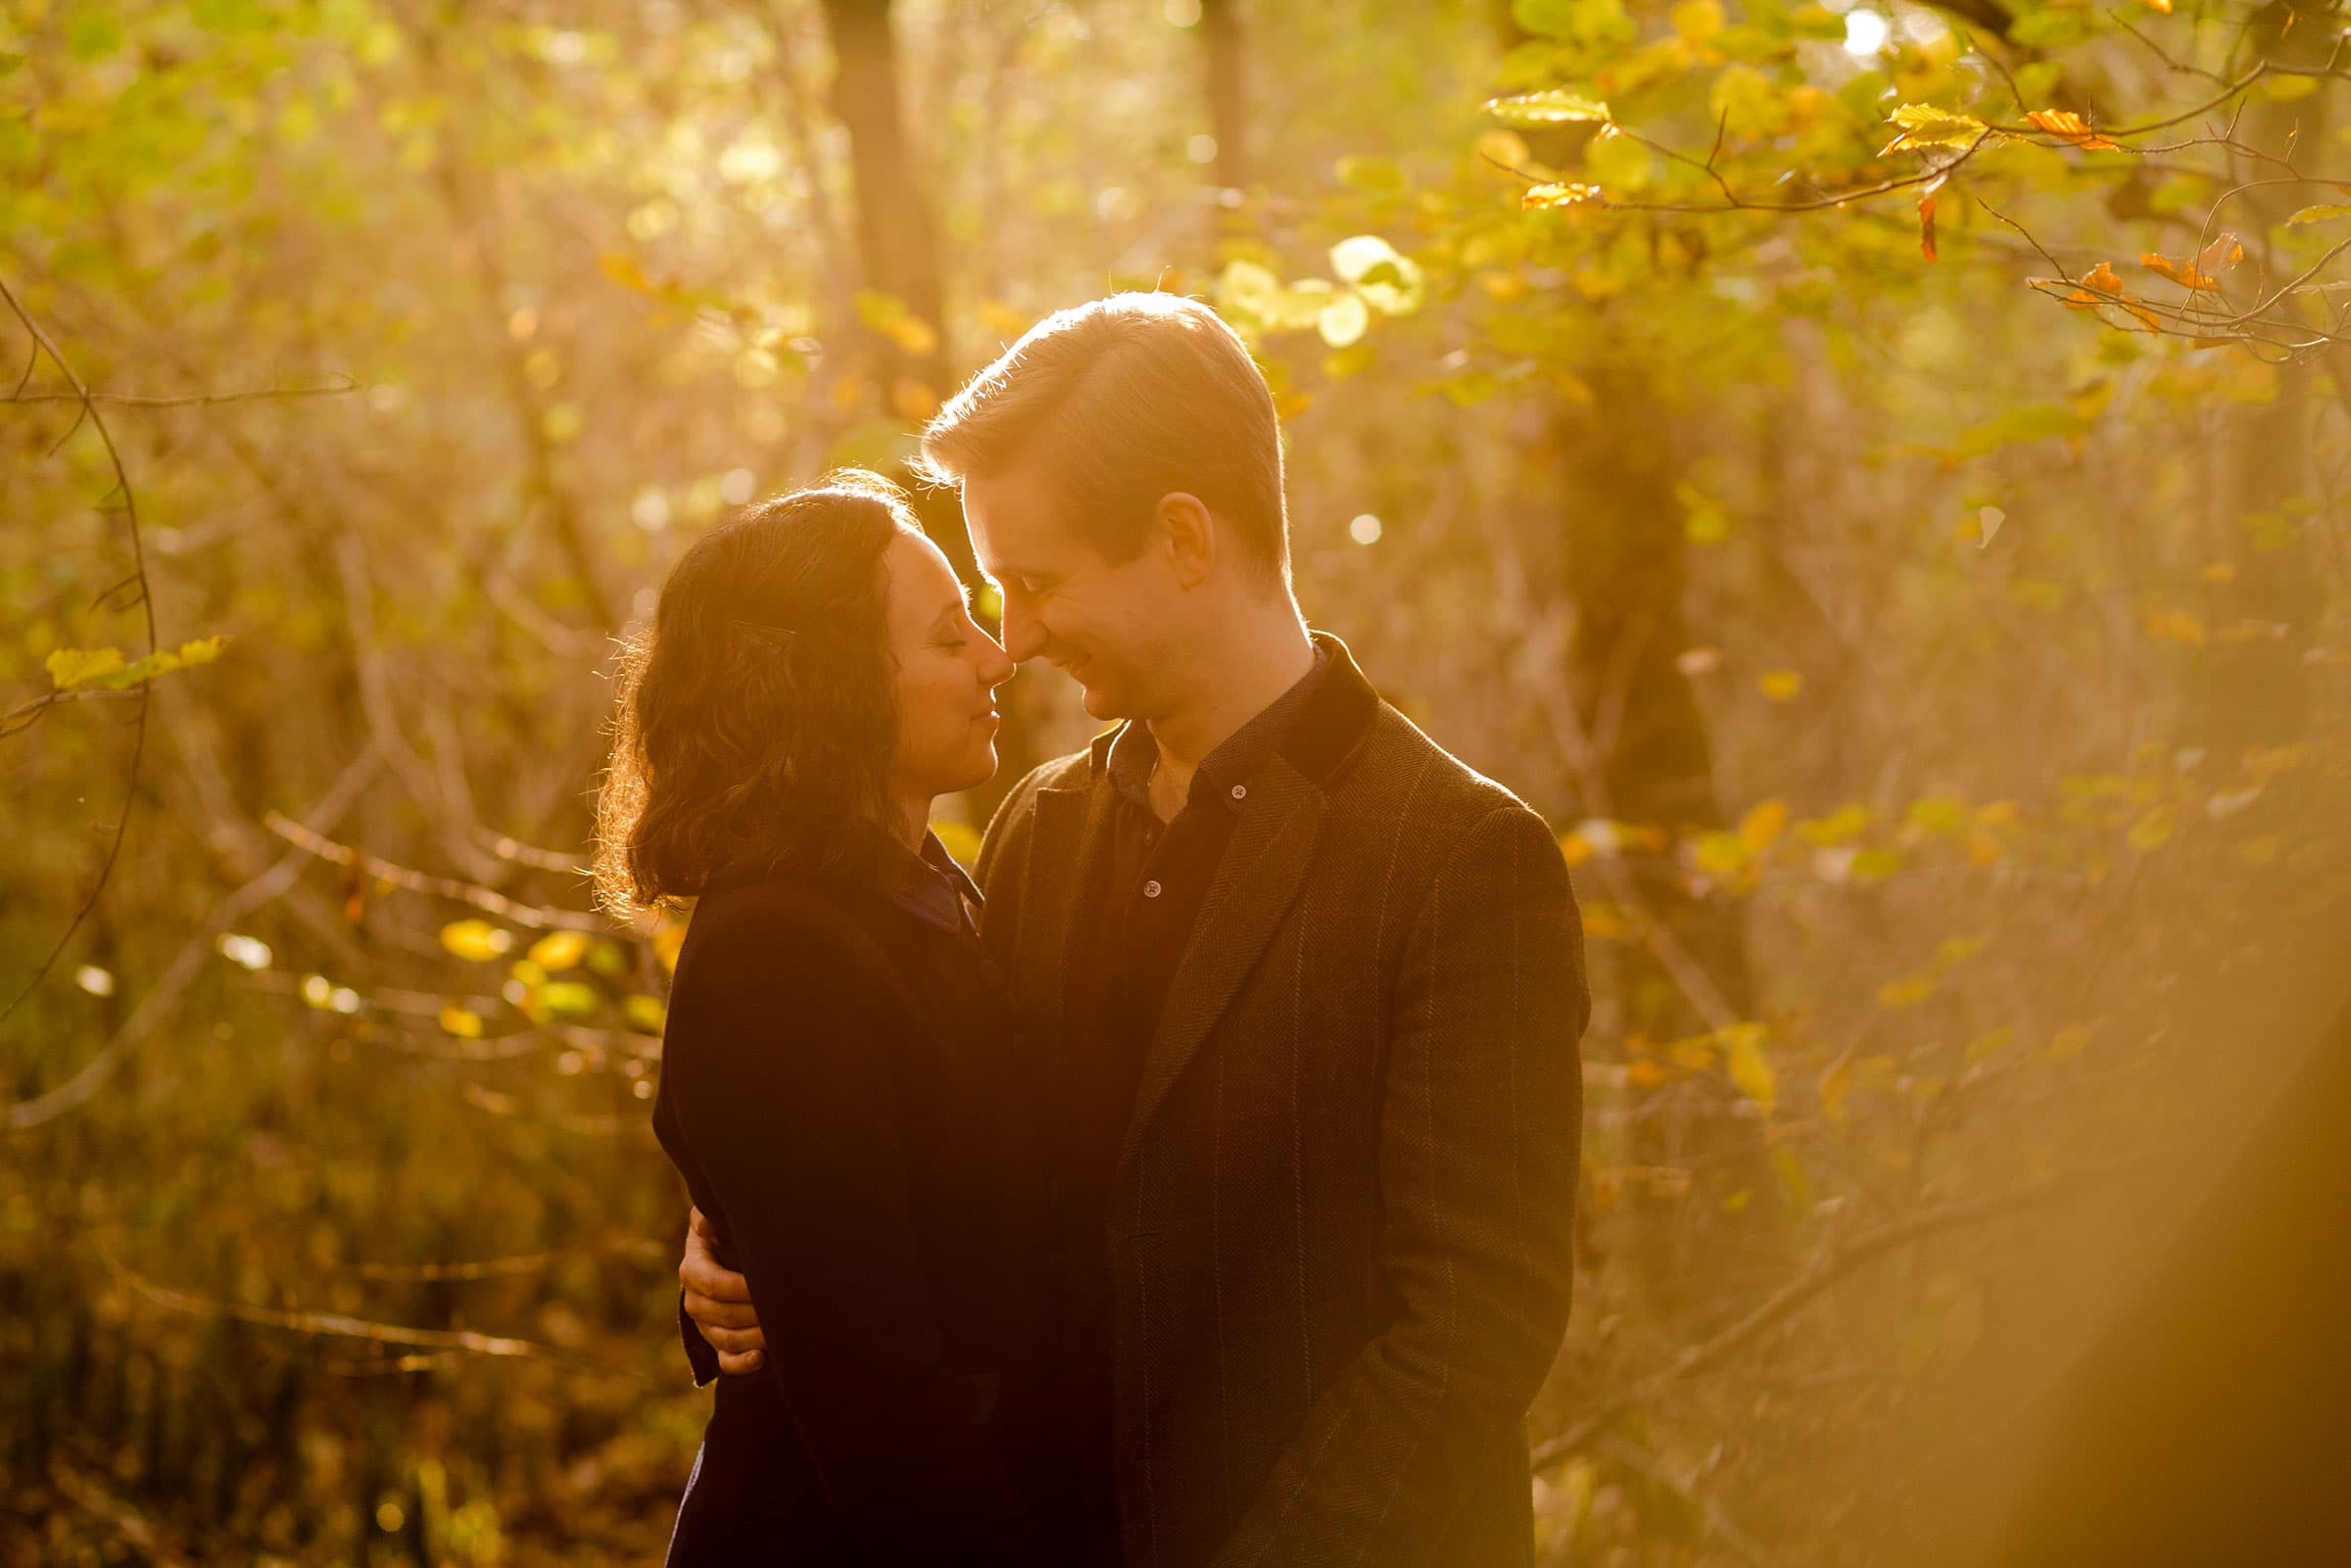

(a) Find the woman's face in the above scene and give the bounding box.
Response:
[883,529,1014,807]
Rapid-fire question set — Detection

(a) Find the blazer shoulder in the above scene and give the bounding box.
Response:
[1349,701,1551,837]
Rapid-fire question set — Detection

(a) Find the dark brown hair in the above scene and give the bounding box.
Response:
[594,471,917,916]
[916,292,1291,584]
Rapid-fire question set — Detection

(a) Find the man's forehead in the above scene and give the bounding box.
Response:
[963,471,1075,573]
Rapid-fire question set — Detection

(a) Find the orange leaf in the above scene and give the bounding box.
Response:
[2025,109,2119,152]
[2140,251,2217,291]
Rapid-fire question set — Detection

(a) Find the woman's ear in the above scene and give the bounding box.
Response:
[1155,492,1216,590]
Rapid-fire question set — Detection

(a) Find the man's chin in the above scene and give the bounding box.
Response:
[1079,683,1128,721]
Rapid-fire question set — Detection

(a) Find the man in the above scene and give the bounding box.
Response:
[679,292,1588,1567]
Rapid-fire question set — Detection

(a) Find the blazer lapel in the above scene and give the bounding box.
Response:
[1118,755,1327,1181]
[1018,778,1119,1051]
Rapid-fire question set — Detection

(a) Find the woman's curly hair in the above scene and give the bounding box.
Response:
[594,471,917,917]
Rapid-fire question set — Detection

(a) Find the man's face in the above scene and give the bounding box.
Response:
[961,457,1179,721]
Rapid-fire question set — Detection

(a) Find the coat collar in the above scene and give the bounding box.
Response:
[1080,629,1379,795]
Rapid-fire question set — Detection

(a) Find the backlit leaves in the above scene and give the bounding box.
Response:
[1523,181,1605,212]
[45,637,228,691]
[1484,89,1612,128]
[2023,109,2117,152]
[440,920,513,962]
[1880,104,1990,157]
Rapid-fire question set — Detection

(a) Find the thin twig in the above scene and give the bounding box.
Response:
[1,372,359,408]
[0,272,156,1027]
[1532,1170,2121,1468]
[263,811,607,932]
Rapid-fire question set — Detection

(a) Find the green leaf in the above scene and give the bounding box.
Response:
[2287,205,2351,225]
[1585,130,1654,193]
[1511,0,1581,36]
[1485,89,1612,128]
[103,636,230,689]
[1709,65,1783,138]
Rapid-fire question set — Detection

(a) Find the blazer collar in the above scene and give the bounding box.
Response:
[1082,629,1379,794]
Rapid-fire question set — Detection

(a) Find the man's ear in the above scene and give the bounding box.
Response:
[1155,492,1216,590]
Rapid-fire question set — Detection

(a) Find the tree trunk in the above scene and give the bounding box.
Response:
[817,0,949,406]
[2201,2,2332,754]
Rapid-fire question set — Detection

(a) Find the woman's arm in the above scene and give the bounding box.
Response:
[661,895,1051,1563]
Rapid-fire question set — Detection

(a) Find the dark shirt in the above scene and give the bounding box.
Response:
[1056,646,1332,1549]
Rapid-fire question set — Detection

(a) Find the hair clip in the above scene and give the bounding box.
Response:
[732,620,798,652]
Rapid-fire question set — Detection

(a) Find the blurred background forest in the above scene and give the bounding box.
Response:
[6,0,2351,1563]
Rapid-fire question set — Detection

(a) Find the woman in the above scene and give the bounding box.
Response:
[594,471,1068,1564]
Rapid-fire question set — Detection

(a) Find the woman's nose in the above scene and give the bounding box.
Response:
[978,632,1016,689]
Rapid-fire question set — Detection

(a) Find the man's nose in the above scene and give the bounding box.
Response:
[996,597,1048,663]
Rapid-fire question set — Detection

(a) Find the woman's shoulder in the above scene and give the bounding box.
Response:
[674,871,889,988]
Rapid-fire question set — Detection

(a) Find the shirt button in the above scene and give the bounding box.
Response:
[1142,879,1163,899]
[1230,784,1247,801]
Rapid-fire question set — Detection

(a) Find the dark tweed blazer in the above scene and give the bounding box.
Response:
[975,633,1588,1568]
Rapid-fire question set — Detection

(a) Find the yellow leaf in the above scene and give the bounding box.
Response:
[1723,1024,1776,1118]
[624,993,668,1033]
[2287,205,2351,226]
[1758,670,1803,702]
[1671,0,1724,47]
[2127,805,2177,851]
[1558,832,1595,869]
[527,929,591,972]
[2048,1022,2092,1061]
[1881,104,1990,157]
[598,252,651,294]
[1580,905,1632,942]
[2024,109,2118,152]
[1694,832,1749,878]
[46,646,125,689]
[1877,974,1938,1009]
[2145,608,2208,647]
[652,921,687,974]
[439,1003,484,1039]
[1819,1054,1853,1126]
[1485,90,1612,127]
[1963,1025,2016,1066]
[439,920,513,962]
[1738,798,1789,853]
[1522,181,1605,212]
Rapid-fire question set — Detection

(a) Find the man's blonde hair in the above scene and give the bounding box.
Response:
[917,292,1290,584]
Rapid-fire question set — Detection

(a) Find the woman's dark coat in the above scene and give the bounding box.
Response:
[652,834,1072,1565]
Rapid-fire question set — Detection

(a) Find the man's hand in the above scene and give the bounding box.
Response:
[680,1206,766,1374]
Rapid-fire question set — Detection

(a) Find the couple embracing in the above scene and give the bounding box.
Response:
[595,292,1590,1567]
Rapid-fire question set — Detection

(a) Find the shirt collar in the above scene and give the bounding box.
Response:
[1105,642,1332,817]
